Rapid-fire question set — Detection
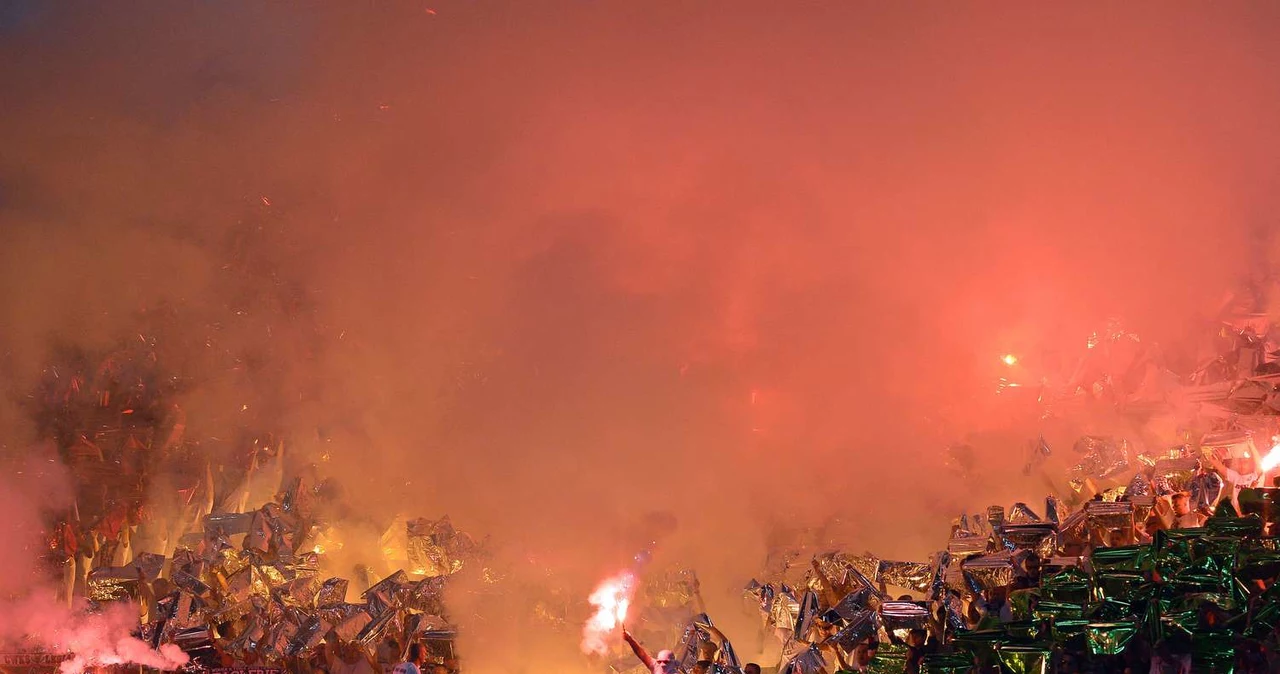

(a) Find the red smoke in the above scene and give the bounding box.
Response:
[1,2,1280,671]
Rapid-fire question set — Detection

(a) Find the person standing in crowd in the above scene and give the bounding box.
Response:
[392,644,427,674]
[1170,493,1207,529]
[743,664,761,674]
[889,628,936,674]
[376,637,401,674]
[843,637,880,672]
[1201,446,1266,515]
[1136,498,1169,542]
[621,628,680,674]
[326,641,378,674]
[47,516,77,607]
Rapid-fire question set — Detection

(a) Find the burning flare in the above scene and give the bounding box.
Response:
[1260,439,1280,473]
[580,571,636,656]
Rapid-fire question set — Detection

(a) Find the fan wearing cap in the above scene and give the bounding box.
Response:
[622,628,680,674]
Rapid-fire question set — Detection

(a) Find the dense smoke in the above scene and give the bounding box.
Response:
[2,1,1280,670]
[0,591,189,673]
[0,456,188,670]
[0,456,71,597]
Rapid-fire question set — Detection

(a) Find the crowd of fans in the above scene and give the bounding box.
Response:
[19,286,1280,674]
[615,294,1280,674]
[26,342,473,673]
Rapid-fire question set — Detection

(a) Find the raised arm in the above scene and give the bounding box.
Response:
[622,628,656,672]
[699,623,729,662]
[1200,449,1231,480]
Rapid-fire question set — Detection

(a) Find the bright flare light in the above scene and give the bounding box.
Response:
[1001,354,1018,366]
[1260,441,1280,473]
[581,571,637,656]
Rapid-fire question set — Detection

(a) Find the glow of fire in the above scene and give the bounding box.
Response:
[580,571,636,656]
[1001,354,1018,366]
[1260,441,1280,473]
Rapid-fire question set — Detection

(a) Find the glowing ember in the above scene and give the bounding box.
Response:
[1001,354,1018,366]
[580,571,636,656]
[1260,440,1280,473]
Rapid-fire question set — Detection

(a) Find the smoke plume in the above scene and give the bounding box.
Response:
[0,594,189,674]
[2,1,1280,670]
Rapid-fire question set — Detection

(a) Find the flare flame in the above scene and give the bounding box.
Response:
[580,570,636,656]
[1260,440,1280,473]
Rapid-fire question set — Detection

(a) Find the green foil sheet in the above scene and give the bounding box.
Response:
[1008,588,1037,621]
[1034,600,1084,620]
[1169,591,1239,615]
[951,628,1006,667]
[1243,597,1280,639]
[1153,528,1200,557]
[1166,554,1232,594]
[1092,571,1144,604]
[1002,620,1041,643]
[1085,597,1134,622]
[1236,547,1280,582]
[1090,545,1146,572]
[1190,630,1235,670]
[918,653,975,674]
[1049,617,1090,645]
[996,645,1050,674]
[1039,568,1090,604]
[1158,608,1199,639]
[1085,621,1137,655]
[864,644,908,674]
[1204,515,1263,538]
[1191,537,1242,570]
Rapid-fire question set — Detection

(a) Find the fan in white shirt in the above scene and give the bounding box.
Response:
[1201,449,1265,515]
[326,641,379,674]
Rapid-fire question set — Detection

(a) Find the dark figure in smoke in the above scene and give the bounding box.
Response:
[622,628,679,674]
[891,628,936,674]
